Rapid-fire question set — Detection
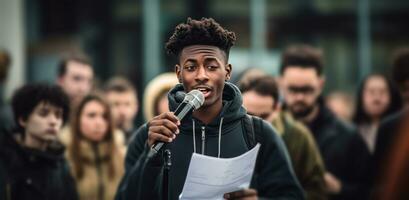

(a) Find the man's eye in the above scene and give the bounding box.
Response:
[183,65,194,70]
[55,110,63,119]
[39,110,49,117]
[87,113,97,118]
[185,66,195,71]
[207,66,218,70]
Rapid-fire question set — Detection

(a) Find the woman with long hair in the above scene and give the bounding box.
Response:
[66,93,125,200]
[352,74,402,153]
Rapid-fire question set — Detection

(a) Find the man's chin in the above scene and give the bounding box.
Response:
[42,134,59,142]
[292,108,314,119]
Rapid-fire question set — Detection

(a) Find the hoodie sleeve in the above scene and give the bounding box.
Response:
[252,120,305,200]
[115,124,165,200]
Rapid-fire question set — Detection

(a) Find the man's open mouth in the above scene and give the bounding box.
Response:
[194,86,212,98]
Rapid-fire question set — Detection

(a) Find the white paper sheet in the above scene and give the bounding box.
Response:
[179,143,260,200]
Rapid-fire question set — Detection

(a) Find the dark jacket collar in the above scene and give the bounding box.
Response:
[307,97,336,133]
[0,131,65,168]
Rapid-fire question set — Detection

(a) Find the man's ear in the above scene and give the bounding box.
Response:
[56,77,64,86]
[276,77,284,89]
[175,64,182,83]
[18,117,27,128]
[319,75,326,91]
[225,64,232,80]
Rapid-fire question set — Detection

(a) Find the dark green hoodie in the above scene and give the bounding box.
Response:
[116,82,304,200]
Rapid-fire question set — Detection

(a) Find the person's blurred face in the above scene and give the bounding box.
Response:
[58,61,93,105]
[176,45,231,109]
[326,97,353,122]
[20,102,63,145]
[280,67,324,119]
[106,91,138,131]
[363,76,390,119]
[242,90,276,122]
[80,100,108,142]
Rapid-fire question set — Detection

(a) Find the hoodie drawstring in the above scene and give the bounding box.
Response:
[192,117,224,158]
[218,117,224,158]
[192,119,196,153]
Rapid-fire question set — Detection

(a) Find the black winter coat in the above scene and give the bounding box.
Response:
[307,100,371,200]
[0,132,78,200]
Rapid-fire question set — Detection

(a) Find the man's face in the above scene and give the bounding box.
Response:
[58,61,93,105]
[106,91,138,131]
[280,67,324,119]
[20,102,64,144]
[176,45,231,108]
[242,90,276,122]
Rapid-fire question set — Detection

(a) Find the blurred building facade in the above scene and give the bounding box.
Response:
[1,0,409,114]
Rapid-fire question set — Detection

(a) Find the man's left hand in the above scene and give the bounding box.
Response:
[223,188,258,200]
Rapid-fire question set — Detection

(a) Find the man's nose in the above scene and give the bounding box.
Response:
[293,93,306,101]
[195,66,209,82]
[48,115,58,126]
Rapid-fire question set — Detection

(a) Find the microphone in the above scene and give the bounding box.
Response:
[148,90,205,157]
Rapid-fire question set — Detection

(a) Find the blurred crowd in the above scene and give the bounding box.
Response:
[1,25,409,200]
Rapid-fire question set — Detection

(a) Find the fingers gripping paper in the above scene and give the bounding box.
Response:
[179,143,261,200]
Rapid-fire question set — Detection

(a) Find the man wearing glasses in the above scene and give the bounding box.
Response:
[278,45,371,200]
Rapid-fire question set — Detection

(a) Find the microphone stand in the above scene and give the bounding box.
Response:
[163,148,171,200]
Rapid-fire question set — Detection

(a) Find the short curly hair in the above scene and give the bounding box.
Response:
[392,47,409,87]
[165,17,236,60]
[11,83,70,134]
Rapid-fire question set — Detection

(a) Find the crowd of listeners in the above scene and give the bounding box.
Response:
[1,17,409,200]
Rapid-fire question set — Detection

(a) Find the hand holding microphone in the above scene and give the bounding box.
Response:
[147,90,204,157]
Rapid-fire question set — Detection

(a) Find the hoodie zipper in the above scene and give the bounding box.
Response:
[201,126,206,154]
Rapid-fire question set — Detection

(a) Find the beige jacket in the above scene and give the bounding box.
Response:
[65,140,125,200]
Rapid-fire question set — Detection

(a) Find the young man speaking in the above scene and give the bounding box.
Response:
[116,18,304,200]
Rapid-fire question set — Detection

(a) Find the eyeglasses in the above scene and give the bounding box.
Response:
[286,86,316,95]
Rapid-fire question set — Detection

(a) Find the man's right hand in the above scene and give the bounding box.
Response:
[147,112,180,147]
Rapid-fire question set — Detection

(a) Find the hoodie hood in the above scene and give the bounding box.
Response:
[168,82,247,134]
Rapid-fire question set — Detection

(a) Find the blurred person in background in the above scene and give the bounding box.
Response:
[104,77,139,144]
[352,74,402,154]
[57,53,94,108]
[57,53,94,145]
[372,47,409,198]
[325,91,354,123]
[240,75,327,200]
[0,49,14,133]
[232,67,267,89]
[0,83,78,200]
[65,93,125,200]
[278,44,371,200]
[143,72,178,121]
